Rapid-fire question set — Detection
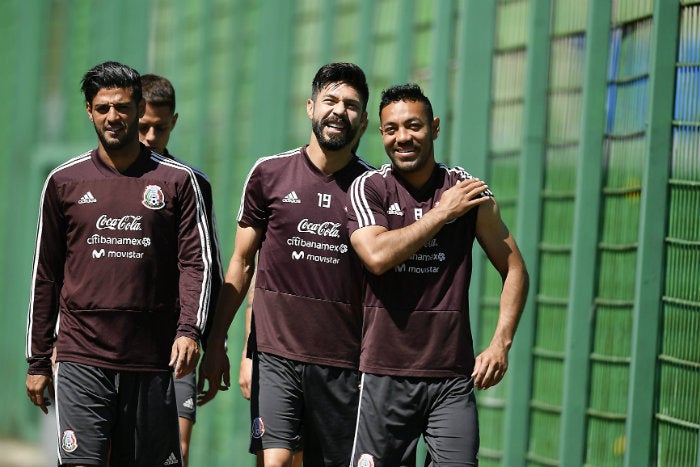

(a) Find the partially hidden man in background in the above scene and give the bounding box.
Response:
[139,73,224,467]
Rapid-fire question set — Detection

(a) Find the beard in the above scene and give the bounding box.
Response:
[388,146,434,177]
[312,115,359,151]
[94,116,139,150]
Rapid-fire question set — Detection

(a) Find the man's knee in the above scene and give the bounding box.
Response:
[256,447,295,467]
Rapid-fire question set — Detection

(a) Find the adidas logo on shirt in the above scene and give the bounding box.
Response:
[183,398,194,410]
[283,191,301,203]
[163,452,179,465]
[78,191,97,204]
[387,202,404,216]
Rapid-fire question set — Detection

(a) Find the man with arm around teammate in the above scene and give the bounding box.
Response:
[347,83,529,466]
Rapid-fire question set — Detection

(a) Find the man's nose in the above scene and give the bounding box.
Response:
[145,127,156,141]
[396,127,410,142]
[106,106,122,120]
[332,102,348,116]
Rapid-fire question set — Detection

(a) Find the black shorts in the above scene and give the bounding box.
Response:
[174,371,197,422]
[250,352,360,467]
[54,362,182,467]
[350,373,479,467]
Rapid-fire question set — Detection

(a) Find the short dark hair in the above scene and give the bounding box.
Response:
[80,61,142,105]
[141,74,176,113]
[311,62,369,111]
[379,83,433,123]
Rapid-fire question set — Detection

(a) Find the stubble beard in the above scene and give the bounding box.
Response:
[389,130,434,175]
[390,146,436,177]
[95,117,139,151]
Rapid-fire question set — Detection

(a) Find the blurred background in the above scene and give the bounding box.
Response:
[1,0,698,466]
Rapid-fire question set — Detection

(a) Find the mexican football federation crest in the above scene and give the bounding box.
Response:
[251,417,265,438]
[61,429,78,452]
[142,185,166,210]
[357,453,375,467]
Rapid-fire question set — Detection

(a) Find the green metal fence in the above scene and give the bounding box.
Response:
[655,2,700,466]
[1,1,698,466]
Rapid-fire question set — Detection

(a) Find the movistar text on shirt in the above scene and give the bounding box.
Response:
[88,214,150,260]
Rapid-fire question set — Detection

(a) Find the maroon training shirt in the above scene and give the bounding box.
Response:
[348,163,491,378]
[239,146,372,369]
[26,145,212,375]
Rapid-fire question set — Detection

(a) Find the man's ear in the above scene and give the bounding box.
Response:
[171,112,179,129]
[85,102,93,122]
[432,117,440,140]
[359,111,369,138]
[306,98,314,120]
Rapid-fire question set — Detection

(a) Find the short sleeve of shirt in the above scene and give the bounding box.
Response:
[347,170,389,235]
[238,161,269,228]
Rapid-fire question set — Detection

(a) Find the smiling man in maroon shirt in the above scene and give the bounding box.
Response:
[199,62,372,467]
[348,83,529,466]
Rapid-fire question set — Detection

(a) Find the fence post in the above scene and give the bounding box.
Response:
[623,0,679,465]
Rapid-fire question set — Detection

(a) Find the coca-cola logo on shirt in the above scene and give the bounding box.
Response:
[297,219,340,238]
[96,215,143,231]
